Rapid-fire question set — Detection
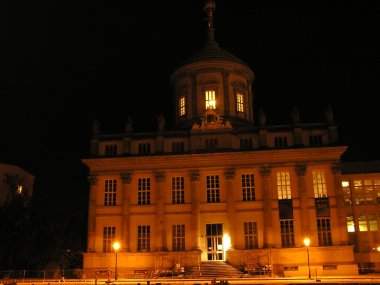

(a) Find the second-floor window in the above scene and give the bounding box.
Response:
[103,226,115,252]
[207,175,220,203]
[105,144,117,155]
[104,179,116,206]
[205,90,216,109]
[172,176,185,204]
[138,143,151,154]
[312,170,327,198]
[236,93,244,112]
[352,179,380,204]
[277,171,291,199]
[138,178,150,205]
[242,174,255,201]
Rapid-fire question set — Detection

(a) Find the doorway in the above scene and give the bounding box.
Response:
[206,223,223,261]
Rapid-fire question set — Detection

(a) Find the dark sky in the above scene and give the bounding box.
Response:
[1,1,379,207]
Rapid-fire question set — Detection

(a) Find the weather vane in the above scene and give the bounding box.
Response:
[203,0,216,29]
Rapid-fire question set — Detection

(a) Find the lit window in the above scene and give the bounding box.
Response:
[352,179,379,204]
[179,96,186,116]
[236,93,244,112]
[347,216,355,232]
[205,90,216,109]
[313,170,327,198]
[277,172,291,199]
[342,180,352,205]
[17,185,23,195]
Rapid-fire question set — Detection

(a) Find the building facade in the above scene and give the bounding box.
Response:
[81,1,376,278]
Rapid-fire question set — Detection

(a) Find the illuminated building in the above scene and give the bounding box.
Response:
[81,1,370,277]
[342,161,380,273]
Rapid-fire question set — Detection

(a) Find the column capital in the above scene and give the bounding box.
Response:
[154,171,166,183]
[120,172,132,184]
[224,168,235,180]
[87,174,98,186]
[295,164,307,176]
[259,166,272,177]
[189,170,200,182]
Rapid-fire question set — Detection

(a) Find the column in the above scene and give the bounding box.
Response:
[121,172,132,252]
[260,166,273,248]
[222,71,230,116]
[295,164,310,237]
[154,171,167,251]
[331,164,349,245]
[190,170,201,250]
[87,174,98,252]
[225,168,236,249]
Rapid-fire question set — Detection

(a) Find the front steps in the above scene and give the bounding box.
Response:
[187,261,243,278]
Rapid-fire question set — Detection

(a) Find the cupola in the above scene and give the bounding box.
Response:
[170,0,255,130]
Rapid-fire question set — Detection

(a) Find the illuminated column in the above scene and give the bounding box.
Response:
[190,170,201,250]
[87,174,98,252]
[260,166,274,248]
[296,164,310,237]
[154,171,167,251]
[331,164,349,245]
[225,168,236,249]
[120,172,132,252]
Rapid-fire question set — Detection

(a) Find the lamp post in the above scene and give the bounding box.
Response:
[113,241,120,281]
[303,238,311,279]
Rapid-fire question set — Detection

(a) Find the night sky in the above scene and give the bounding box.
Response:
[1,0,379,209]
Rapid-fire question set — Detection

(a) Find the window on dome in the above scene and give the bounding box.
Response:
[205,90,216,109]
[179,96,186,116]
[236,93,244,112]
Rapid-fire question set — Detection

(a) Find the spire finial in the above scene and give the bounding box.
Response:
[203,1,218,46]
[203,0,216,29]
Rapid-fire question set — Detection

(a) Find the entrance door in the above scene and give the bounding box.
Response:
[206,223,223,261]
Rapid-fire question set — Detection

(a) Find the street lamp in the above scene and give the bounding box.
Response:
[113,241,120,281]
[303,238,311,279]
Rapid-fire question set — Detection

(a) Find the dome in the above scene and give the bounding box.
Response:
[176,33,251,69]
